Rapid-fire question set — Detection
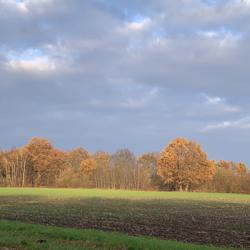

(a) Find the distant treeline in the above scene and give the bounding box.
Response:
[0,137,249,194]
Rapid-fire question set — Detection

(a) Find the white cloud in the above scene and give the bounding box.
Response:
[203,94,240,113]
[187,94,240,118]
[117,17,151,34]
[16,1,28,12]
[4,47,71,72]
[242,0,250,6]
[203,116,250,131]
[197,29,242,47]
[7,57,55,72]
[0,0,54,14]
[0,0,29,13]
[204,94,224,104]
[127,18,151,31]
[121,87,158,108]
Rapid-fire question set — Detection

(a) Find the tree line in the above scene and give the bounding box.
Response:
[0,137,249,193]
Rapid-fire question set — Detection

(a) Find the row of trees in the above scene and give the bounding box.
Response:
[0,137,249,193]
[0,138,159,190]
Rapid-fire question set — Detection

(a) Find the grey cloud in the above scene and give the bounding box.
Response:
[0,0,250,164]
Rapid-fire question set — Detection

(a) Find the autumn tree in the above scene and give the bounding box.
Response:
[0,148,30,187]
[0,136,249,193]
[45,149,69,186]
[109,149,136,189]
[57,148,91,187]
[25,137,68,186]
[208,161,250,193]
[67,148,90,170]
[80,157,96,176]
[0,152,4,185]
[93,151,110,188]
[157,138,216,191]
[136,153,158,190]
[25,138,54,186]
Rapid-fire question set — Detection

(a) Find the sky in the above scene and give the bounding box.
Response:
[0,0,250,164]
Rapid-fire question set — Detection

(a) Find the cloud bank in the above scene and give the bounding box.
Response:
[0,0,250,164]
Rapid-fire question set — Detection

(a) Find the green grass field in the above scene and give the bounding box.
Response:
[0,220,226,250]
[0,188,249,249]
[0,187,250,202]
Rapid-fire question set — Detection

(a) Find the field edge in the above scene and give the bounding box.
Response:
[0,219,228,250]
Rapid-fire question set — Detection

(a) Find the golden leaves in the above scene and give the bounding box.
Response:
[157,137,216,190]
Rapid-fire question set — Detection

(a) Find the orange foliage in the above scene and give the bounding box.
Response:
[157,138,216,191]
[25,137,68,186]
[80,157,96,177]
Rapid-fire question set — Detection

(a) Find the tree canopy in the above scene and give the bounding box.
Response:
[157,138,216,191]
[0,136,249,193]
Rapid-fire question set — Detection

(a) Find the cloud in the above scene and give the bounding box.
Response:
[4,48,56,72]
[0,0,250,164]
[6,57,56,72]
[203,116,250,131]
[16,1,29,13]
[119,16,152,33]
[185,93,240,123]
[7,56,55,72]
[204,95,223,104]
[0,0,28,13]
[121,87,158,108]
[197,28,242,47]
[203,94,240,113]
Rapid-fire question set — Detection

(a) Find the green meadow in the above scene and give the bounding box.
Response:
[0,220,226,250]
[1,187,250,202]
[0,188,249,249]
